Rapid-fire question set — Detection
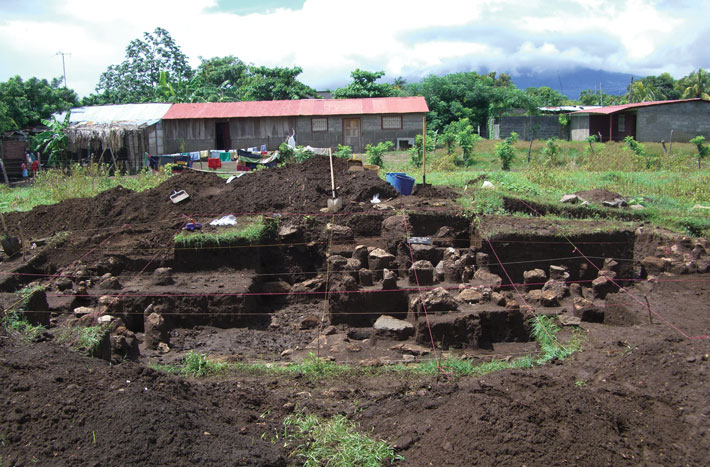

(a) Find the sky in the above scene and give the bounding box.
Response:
[0,0,708,98]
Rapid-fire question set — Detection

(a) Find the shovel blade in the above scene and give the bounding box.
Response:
[327,197,343,212]
[1,236,21,257]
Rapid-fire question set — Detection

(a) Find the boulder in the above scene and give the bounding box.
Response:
[353,245,370,268]
[369,248,395,281]
[434,261,445,282]
[22,288,50,326]
[359,268,374,287]
[382,269,398,290]
[278,224,303,241]
[491,291,506,306]
[326,223,354,242]
[55,277,73,291]
[110,326,140,362]
[373,315,415,340]
[523,268,547,291]
[549,265,570,281]
[471,269,502,290]
[381,215,408,253]
[390,342,430,355]
[540,290,560,307]
[641,256,668,276]
[73,306,94,317]
[262,280,291,294]
[99,275,122,290]
[327,255,349,271]
[560,194,580,204]
[592,275,618,299]
[475,252,490,269]
[441,259,464,283]
[152,267,174,286]
[144,312,169,350]
[409,287,458,318]
[573,297,603,322]
[410,244,439,264]
[300,315,321,330]
[457,288,485,304]
[542,279,569,300]
[408,260,434,286]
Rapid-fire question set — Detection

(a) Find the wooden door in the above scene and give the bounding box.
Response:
[343,118,361,152]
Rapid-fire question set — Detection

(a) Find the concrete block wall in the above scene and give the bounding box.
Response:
[570,115,590,141]
[498,116,567,140]
[636,101,710,142]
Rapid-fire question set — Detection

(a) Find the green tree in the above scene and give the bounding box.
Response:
[627,80,661,103]
[365,141,394,167]
[577,89,626,106]
[525,86,570,107]
[641,73,679,100]
[91,27,193,104]
[0,75,78,130]
[678,68,710,100]
[31,112,70,166]
[496,132,518,171]
[244,66,318,100]
[333,69,393,98]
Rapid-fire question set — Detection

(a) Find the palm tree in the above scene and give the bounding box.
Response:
[681,68,710,100]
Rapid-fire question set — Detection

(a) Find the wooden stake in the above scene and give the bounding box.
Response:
[644,295,653,324]
[422,116,427,184]
[18,221,25,262]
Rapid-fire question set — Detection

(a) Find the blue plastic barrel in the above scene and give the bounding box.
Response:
[385,172,405,190]
[395,174,415,196]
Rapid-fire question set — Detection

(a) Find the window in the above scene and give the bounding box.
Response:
[618,115,625,132]
[382,115,402,129]
[311,117,328,132]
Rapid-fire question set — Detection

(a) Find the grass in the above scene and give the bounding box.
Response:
[55,324,109,356]
[174,215,275,248]
[282,413,403,466]
[382,140,710,237]
[0,163,173,213]
[530,315,580,364]
[1,311,44,341]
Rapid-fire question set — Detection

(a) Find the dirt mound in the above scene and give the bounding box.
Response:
[8,158,396,241]
[224,156,397,212]
[575,189,625,204]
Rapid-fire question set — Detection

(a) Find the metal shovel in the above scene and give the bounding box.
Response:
[327,148,342,212]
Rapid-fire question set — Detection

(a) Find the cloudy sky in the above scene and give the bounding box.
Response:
[0,0,707,97]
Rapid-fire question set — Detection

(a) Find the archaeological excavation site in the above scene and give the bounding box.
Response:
[1,156,709,465]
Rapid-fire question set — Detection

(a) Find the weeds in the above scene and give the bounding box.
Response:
[1,311,44,341]
[174,215,275,248]
[56,324,109,356]
[530,315,579,364]
[179,351,228,377]
[283,413,403,466]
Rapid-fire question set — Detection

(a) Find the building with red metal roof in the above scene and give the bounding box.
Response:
[569,98,710,142]
[162,96,429,153]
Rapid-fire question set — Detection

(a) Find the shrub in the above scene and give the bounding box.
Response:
[542,137,563,167]
[278,142,295,162]
[364,141,394,167]
[496,132,518,171]
[689,135,709,169]
[334,144,353,159]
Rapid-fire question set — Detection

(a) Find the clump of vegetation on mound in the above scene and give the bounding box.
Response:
[282,412,404,466]
[173,215,277,249]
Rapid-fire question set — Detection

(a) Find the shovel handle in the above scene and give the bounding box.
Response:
[328,148,336,197]
[0,212,7,234]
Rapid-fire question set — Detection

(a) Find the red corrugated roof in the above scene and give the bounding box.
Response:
[163,96,429,119]
[571,98,705,115]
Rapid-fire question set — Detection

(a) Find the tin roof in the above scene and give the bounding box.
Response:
[55,103,173,126]
[571,98,705,115]
[163,97,429,119]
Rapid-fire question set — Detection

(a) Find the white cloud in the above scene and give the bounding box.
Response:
[0,0,706,97]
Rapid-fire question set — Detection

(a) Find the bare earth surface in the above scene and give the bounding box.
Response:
[1,157,709,466]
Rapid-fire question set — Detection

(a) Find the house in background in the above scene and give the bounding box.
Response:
[161,96,429,153]
[570,98,710,142]
[56,103,172,171]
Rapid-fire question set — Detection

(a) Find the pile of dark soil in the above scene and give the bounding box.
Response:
[411,184,459,199]
[7,157,397,241]
[575,189,626,204]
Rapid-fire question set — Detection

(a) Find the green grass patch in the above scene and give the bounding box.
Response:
[174,215,275,248]
[530,315,580,364]
[1,311,44,341]
[55,324,109,356]
[0,164,173,213]
[283,413,403,466]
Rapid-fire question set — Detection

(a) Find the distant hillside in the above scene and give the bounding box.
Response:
[511,68,643,100]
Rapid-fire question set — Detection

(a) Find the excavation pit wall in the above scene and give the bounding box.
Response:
[38,212,695,353]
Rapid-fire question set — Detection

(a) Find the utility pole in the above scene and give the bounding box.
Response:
[629,76,634,102]
[56,51,71,88]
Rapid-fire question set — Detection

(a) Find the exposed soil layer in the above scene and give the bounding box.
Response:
[1,162,710,465]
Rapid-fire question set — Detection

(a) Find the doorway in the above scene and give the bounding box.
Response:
[343,118,361,152]
[215,121,231,150]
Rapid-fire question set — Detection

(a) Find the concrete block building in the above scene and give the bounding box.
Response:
[161,97,429,153]
[570,98,710,142]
